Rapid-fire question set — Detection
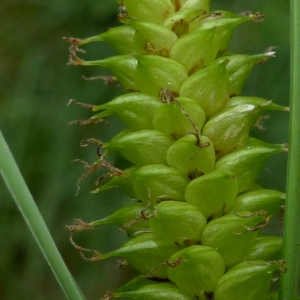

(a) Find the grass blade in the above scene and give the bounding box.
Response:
[279,0,300,298]
[0,129,86,300]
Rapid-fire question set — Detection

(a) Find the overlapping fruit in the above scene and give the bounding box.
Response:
[65,1,288,299]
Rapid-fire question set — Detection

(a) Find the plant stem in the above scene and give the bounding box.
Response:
[0,129,86,300]
[279,0,300,298]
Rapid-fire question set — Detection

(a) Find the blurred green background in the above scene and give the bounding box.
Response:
[0,1,289,299]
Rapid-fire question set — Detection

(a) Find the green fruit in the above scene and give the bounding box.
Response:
[185,169,238,219]
[214,261,284,300]
[215,137,288,193]
[82,55,138,91]
[167,245,225,298]
[101,232,182,278]
[148,201,207,245]
[202,96,288,157]
[152,96,206,139]
[98,25,136,55]
[173,0,210,11]
[201,212,267,266]
[112,276,194,300]
[126,19,178,56]
[135,55,188,96]
[230,189,285,217]
[214,51,276,96]
[243,236,283,261]
[166,134,215,179]
[170,27,218,74]
[226,95,289,109]
[90,202,150,236]
[199,10,260,54]
[164,7,209,36]
[79,25,136,55]
[123,0,175,25]
[180,60,230,118]
[92,92,161,130]
[91,166,138,198]
[132,164,190,203]
[64,25,136,55]
[107,130,175,166]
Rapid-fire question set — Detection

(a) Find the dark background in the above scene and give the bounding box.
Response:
[0,1,289,299]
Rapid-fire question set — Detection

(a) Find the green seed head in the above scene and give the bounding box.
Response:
[214,261,285,300]
[201,212,268,266]
[148,201,207,245]
[93,92,162,130]
[125,19,178,56]
[164,8,209,36]
[102,232,182,278]
[82,55,138,91]
[135,55,188,96]
[230,189,285,216]
[132,164,190,203]
[180,60,230,117]
[215,137,288,193]
[90,202,150,237]
[202,96,288,157]
[170,27,218,74]
[107,129,175,166]
[243,236,283,261]
[112,276,194,300]
[94,25,136,55]
[214,52,276,96]
[185,169,238,219]
[199,10,260,54]
[166,245,225,298]
[152,96,206,139]
[173,0,210,11]
[166,134,215,178]
[91,166,137,198]
[123,0,175,24]
[66,0,287,298]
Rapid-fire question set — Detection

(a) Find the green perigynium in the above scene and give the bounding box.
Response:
[65,0,288,299]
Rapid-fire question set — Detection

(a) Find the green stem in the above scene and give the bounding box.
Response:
[0,129,86,300]
[279,0,300,298]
